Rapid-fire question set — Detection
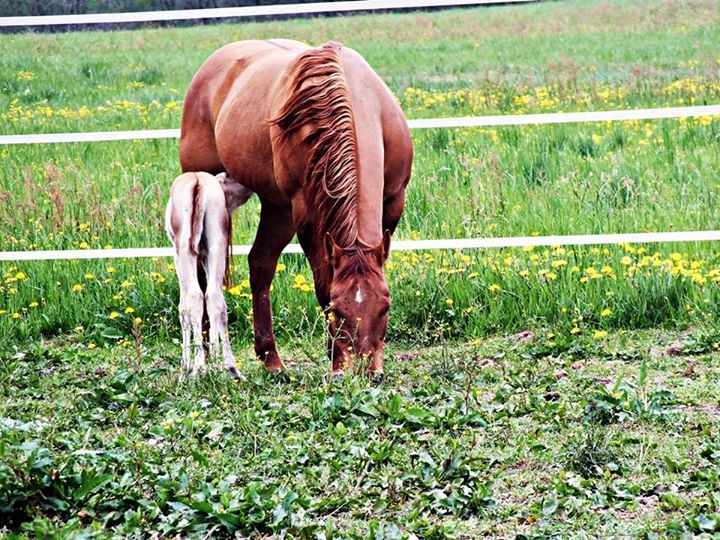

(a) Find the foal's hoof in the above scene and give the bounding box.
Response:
[225,365,243,380]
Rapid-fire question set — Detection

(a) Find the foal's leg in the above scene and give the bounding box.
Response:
[174,253,193,375]
[175,250,206,377]
[248,202,295,371]
[203,226,240,379]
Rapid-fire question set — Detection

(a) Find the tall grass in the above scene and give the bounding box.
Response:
[1,0,720,347]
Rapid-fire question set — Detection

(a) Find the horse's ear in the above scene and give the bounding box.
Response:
[375,230,391,264]
[325,233,339,267]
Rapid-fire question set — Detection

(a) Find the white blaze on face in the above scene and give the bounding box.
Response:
[355,287,364,304]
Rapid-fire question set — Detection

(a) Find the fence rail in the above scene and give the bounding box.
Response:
[4,231,720,262]
[2,105,719,146]
[0,0,535,27]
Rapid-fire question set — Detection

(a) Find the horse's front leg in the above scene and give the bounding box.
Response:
[248,201,295,371]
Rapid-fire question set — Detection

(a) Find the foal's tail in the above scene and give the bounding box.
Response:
[188,175,205,256]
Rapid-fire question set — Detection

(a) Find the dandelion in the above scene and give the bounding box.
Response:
[189,411,200,419]
[15,272,26,280]
[620,256,632,266]
[601,308,612,317]
[593,330,608,340]
[29,301,39,308]
[489,283,501,293]
[109,311,120,319]
[85,273,94,280]
[228,285,242,296]
[445,298,454,305]
[72,284,83,292]
[125,307,135,314]
[87,343,96,349]
[11,312,20,319]
[79,241,89,249]
[276,263,286,272]
[570,327,581,335]
[133,317,142,325]
[107,266,116,273]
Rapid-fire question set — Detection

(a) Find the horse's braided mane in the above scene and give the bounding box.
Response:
[271,42,360,248]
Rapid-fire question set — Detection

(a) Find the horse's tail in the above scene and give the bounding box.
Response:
[188,174,205,257]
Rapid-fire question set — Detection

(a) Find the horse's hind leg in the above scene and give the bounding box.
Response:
[382,189,406,235]
[248,202,295,371]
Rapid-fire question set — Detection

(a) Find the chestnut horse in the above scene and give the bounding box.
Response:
[180,40,413,375]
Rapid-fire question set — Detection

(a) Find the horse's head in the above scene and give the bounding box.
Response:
[325,231,391,375]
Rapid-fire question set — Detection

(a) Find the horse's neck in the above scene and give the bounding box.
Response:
[345,81,385,247]
[353,123,385,247]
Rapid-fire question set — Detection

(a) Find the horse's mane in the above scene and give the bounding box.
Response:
[271,42,360,248]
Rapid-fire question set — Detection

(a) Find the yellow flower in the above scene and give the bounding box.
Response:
[15,272,26,280]
[87,343,96,349]
[601,308,612,317]
[29,301,39,308]
[125,307,135,314]
[85,273,94,280]
[133,317,142,325]
[620,256,632,266]
[276,263,286,272]
[72,284,83,292]
[107,266,116,273]
[228,285,242,296]
[445,298,454,305]
[11,312,20,319]
[593,330,608,340]
[79,241,89,249]
[289,376,297,382]
[489,283,501,293]
[189,411,200,419]
[109,311,120,319]
[570,327,581,335]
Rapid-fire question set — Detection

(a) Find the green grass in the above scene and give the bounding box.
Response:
[2,328,720,537]
[3,0,720,534]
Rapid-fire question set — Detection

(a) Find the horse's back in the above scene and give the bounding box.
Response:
[180,40,308,177]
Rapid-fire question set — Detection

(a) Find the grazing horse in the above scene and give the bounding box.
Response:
[165,171,252,378]
[180,40,413,375]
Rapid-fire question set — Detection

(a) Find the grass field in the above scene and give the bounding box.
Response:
[2,0,720,536]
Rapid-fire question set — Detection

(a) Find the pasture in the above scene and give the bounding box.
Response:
[2,0,720,536]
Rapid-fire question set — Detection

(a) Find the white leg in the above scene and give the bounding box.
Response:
[175,250,206,377]
[204,223,240,378]
[175,254,193,376]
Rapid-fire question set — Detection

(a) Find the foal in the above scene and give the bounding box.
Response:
[165,172,252,378]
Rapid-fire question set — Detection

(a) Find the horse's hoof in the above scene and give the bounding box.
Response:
[369,371,385,385]
[326,371,345,382]
[264,352,283,372]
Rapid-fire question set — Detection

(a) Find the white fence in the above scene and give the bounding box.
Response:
[0,0,535,26]
[2,0,720,262]
[3,105,720,145]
